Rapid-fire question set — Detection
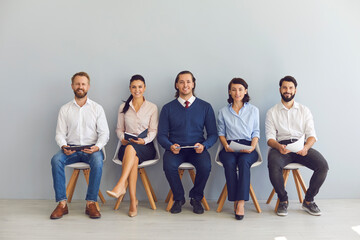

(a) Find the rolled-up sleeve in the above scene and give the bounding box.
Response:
[55,107,68,148]
[304,107,317,141]
[217,109,226,137]
[265,109,277,143]
[251,107,260,139]
[95,106,110,150]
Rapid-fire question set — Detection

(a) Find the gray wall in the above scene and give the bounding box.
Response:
[1,0,359,201]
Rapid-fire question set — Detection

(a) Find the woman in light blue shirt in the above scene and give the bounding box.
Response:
[217,78,259,220]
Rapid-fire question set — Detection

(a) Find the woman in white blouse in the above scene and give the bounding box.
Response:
[107,75,158,217]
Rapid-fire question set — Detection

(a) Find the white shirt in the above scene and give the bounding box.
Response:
[116,99,158,145]
[265,101,317,143]
[55,98,110,150]
[177,95,196,107]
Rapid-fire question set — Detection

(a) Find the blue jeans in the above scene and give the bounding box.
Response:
[51,150,104,202]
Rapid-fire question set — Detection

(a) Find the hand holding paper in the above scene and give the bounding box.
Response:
[285,135,305,153]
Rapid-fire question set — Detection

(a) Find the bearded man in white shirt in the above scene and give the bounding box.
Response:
[265,76,328,217]
[50,72,109,219]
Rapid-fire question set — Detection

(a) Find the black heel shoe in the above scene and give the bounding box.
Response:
[235,213,244,220]
[235,201,244,220]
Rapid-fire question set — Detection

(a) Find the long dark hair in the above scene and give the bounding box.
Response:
[227,78,250,104]
[122,74,146,114]
[174,70,196,98]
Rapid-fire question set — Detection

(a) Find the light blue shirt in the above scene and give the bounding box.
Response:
[217,102,260,141]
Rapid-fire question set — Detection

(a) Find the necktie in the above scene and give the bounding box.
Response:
[185,101,190,108]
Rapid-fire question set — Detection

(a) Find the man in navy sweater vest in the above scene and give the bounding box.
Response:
[158,71,217,214]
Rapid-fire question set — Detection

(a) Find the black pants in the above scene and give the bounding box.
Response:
[268,147,329,202]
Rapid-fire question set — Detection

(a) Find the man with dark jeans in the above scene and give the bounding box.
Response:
[158,70,217,214]
[265,76,329,216]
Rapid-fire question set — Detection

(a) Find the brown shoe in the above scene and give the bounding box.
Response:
[85,202,101,219]
[50,203,68,219]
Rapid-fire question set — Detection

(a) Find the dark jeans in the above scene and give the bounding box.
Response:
[268,147,329,202]
[219,148,258,201]
[163,149,211,201]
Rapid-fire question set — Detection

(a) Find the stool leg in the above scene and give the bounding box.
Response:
[217,184,226,204]
[275,169,290,212]
[249,183,261,213]
[294,169,307,194]
[292,170,303,203]
[216,184,227,213]
[139,168,156,210]
[66,169,80,203]
[188,169,210,211]
[142,168,157,202]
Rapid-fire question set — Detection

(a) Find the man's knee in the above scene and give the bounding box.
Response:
[89,151,104,169]
[51,151,65,167]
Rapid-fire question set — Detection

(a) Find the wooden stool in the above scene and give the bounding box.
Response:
[266,163,307,212]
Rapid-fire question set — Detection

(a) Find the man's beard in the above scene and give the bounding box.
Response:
[281,92,295,102]
[74,89,87,98]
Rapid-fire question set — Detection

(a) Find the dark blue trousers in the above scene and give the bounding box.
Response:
[163,149,211,201]
[219,149,258,201]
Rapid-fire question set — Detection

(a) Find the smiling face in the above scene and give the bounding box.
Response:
[130,79,146,99]
[175,73,194,99]
[229,83,247,103]
[280,80,296,102]
[71,75,90,99]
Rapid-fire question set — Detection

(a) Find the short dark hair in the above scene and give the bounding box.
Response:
[174,70,196,98]
[279,76,297,88]
[227,78,250,104]
[71,72,90,83]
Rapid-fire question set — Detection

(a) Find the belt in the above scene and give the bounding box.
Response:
[279,139,299,145]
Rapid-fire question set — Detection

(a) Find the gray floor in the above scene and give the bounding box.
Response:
[1,199,359,240]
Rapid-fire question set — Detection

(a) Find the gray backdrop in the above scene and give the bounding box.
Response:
[1,0,359,201]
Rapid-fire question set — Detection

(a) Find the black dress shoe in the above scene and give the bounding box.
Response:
[190,198,204,214]
[235,213,244,220]
[170,199,185,214]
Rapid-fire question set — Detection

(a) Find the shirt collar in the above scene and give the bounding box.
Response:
[129,98,146,110]
[178,95,196,107]
[72,98,91,108]
[278,101,299,111]
[228,102,248,114]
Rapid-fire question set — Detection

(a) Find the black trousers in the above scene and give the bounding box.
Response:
[267,147,329,202]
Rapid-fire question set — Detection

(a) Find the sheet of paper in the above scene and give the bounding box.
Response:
[229,141,252,152]
[285,135,305,152]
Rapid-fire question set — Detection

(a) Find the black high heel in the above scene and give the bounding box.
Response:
[235,201,244,220]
